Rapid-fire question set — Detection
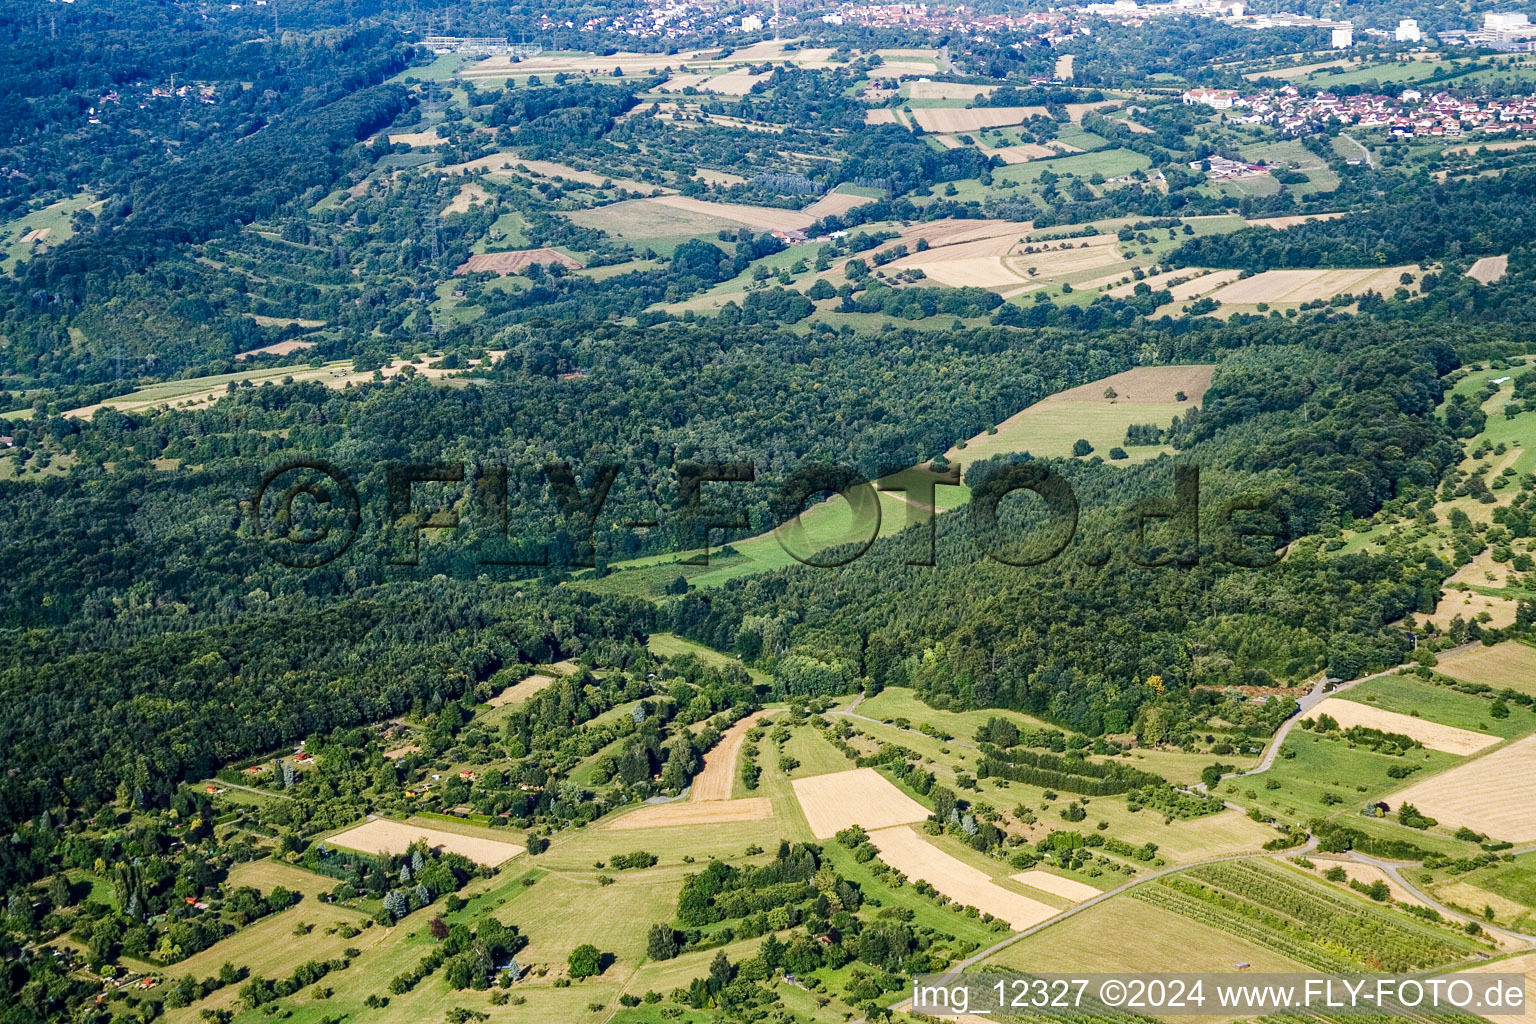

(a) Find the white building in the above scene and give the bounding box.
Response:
[1183,87,1235,109]
[740,13,763,31]
[1331,25,1354,48]
[1395,18,1421,43]
[1486,12,1533,32]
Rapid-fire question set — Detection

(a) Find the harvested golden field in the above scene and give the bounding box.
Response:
[908,81,998,100]
[791,767,930,839]
[869,826,1059,929]
[987,894,1306,976]
[1467,254,1510,284]
[888,232,1123,289]
[487,673,557,708]
[1429,587,1520,630]
[234,338,317,361]
[657,72,714,92]
[1205,265,1417,305]
[909,106,1049,133]
[1302,697,1500,755]
[1446,138,1536,156]
[606,798,772,830]
[803,189,878,220]
[1169,268,1242,300]
[1043,364,1215,405]
[455,248,582,275]
[1105,267,1221,298]
[388,127,441,147]
[934,364,1212,465]
[1056,54,1074,79]
[326,818,526,866]
[700,69,771,95]
[864,108,900,125]
[1387,734,1536,842]
[1435,642,1536,694]
[1245,212,1347,229]
[1011,869,1102,902]
[691,711,773,801]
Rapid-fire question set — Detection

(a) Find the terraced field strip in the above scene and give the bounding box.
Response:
[1435,642,1536,694]
[325,817,525,867]
[791,766,929,838]
[487,672,558,707]
[1302,696,1500,755]
[869,825,1060,929]
[1388,733,1536,842]
[606,798,772,829]
[691,710,773,801]
[1011,869,1104,902]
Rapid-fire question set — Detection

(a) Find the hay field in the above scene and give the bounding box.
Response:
[701,69,771,95]
[1435,642,1536,694]
[607,797,772,830]
[980,142,1060,163]
[868,826,1059,929]
[1302,697,1499,755]
[986,895,1307,978]
[1245,212,1348,229]
[443,182,489,214]
[1205,265,1417,304]
[455,247,582,275]
[791,767,929,839]
[691,711,773,801]
[695,168,746,186]
[1170,268,1242,300]
[887,231,1122,289]
[487,672,557,707]
[803,188,878,220]
[1105,267,1220,298]
[1012,869,1102,902]
[572,195,814,238]
[908,81,998,100]
[657,72,714,92]
[938,364,1212,465]
[234,338,317,361]
[388,127,441,147]
[326,818,526,866]
[647,194,815,231]
[865,108,900,125]
[1468,254,1509,284]
[1387,734,1536,842]
[909,106,1049,133]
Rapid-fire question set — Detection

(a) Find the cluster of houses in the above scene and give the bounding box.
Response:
[553,2,762,41]
[1184,85,1536,138]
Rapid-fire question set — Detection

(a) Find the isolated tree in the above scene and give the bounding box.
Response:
[568,943,603,979]
[646,924,680,961]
